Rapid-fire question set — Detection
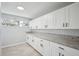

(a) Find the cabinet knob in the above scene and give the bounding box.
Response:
[32,40,34,42]
[63,23,65,27]
[66,22,69,27]
[40,44,43,47]
[59,53,61,56]
[59,53,64,56]
[63,22,69,27]
[45,25,48,28]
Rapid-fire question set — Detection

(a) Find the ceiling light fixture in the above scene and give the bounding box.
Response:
[17,6,24,10]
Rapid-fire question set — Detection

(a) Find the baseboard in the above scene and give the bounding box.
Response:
[1,41,27,48]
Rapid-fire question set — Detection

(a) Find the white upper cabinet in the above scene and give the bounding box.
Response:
[43,12,56,29]
[68,3,79,29]
[54,7,68,29]
[29,3,79,29]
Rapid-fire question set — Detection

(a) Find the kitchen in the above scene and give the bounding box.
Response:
[0,2,79,56]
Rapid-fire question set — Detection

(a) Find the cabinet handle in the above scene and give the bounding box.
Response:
[59,53,64,56]
[63,23,65,27]
[40,40,43,42]
[40,44,43,47]
[66,23,69,27]
[59,53,61,56]
[59,47,64,50]
[63,22,69,27]
[32,40,34,42]
[45,25,48,28]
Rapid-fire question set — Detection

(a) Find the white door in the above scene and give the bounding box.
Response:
[54,8,67,29]
[31,36,39,50]
[41,12,56,29]
[40,39,51,56]
[30,37,44,55]
[27,35,32,45]
[40,15,47,29]
[50,42,65,56]
[69,3,79,29]
[50,42,59,56]
[26,35,29,43]
[38,16,46,29]
[54,6,71,29]
[46,12,56,29]
[26,35,31,44]
[29,21,34,29]
[37,18,43,29]
[33,38,51,56]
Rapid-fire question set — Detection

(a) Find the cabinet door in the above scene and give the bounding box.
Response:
[50,42,59,56]
[29,21,34,29]
[40,15,47,29]
[26,35,29,43]
[50,42,65,56]
[42,12,56,29]
[47,12,56,29]
[51,42,79,56]
[33,38,51,56]
[28,35,32,45]
[26,35,31,44]
[54,7,69,29]
[40,39,51,56]
[30,36,43,54]
[69,3,79,29]
[37,18,43,29]
[31,36,40,50]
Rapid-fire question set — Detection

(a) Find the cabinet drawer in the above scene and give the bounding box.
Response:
[50,42,79,56]
[40,39,51,56]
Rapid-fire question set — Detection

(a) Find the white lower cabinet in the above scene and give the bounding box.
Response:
[32,37,51,56]
[50,42,65,56]
[31,36,41,51]
[39,39,51,56]
[26,35,79,56]
[27,36,51,56]
[28,35,32,45]
[26,35,30,43]
[26,35,33,46]
[50,42,79,56]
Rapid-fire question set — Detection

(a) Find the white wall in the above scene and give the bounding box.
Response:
[1,27,26,47]
[1,13,30,48]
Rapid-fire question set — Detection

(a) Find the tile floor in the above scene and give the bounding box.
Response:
[2,43,41,56]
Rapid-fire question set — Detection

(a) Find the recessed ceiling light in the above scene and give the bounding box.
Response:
[17,6,24,10]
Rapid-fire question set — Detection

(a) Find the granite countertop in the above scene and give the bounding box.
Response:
[26,32,79,50]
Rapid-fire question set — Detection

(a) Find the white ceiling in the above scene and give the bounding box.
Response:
[1,2,74,20]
